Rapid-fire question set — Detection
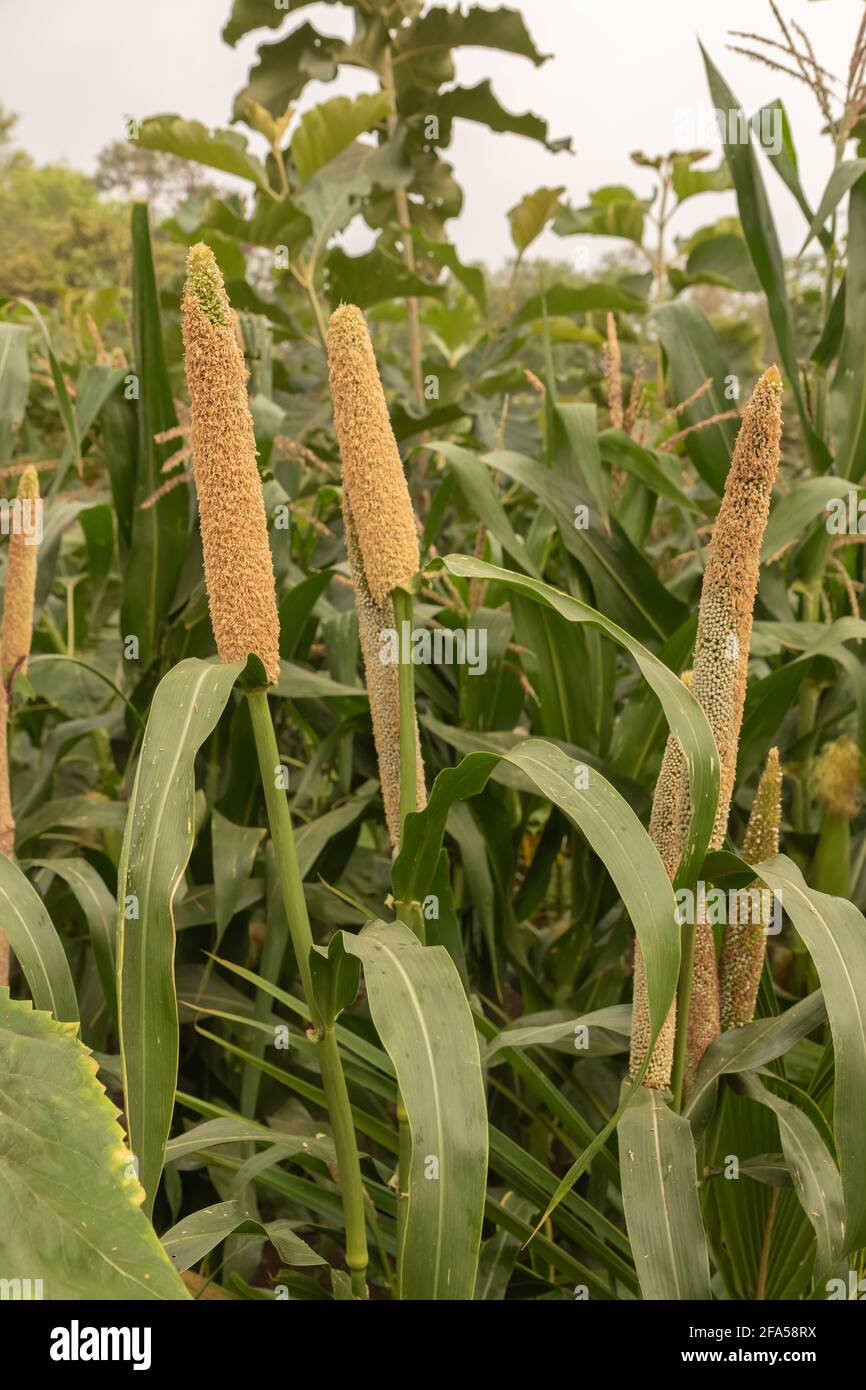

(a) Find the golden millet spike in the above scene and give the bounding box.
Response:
[181,244,280,683]
[719,749,782,1030]
[2,465,41,682]
[343,500,425,850]
[681,366,783,1088]
[326,305,420,606]
[629,675,690,1088]
[685,365,783,851]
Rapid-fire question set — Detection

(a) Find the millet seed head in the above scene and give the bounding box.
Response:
[630,672,693,1087]
[327,305,420,606]
[678,368,781,1084]
[181,244,280,683]
[343,499,426,849]
[719,748,783,1031]
[688,365,782,852]
[813,735,861,819]
[2,464,41,681]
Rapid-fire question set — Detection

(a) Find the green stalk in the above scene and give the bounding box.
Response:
[813,812,851,899]
[247,687,369,1297]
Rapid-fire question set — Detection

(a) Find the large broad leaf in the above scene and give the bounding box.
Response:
[434,81,568,151]
[0,991,189,1300]
[554,185,648,243]
[120,204,189,668]
[618,1085,712,1300]
[136,116,272,191]
[324,246,447,311]
[232,22,347,119]
[394,4,550,79]
[0,856,78,1023]
[291,91,392,184]
[508,186,565,254]
[337,918,488,1300]
[223,0,327,46]
[117,659,243,1214]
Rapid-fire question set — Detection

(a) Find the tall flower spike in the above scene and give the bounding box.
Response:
[682,365,783,1090]
[326,305,420,606]
[719,748,782,1030]
[2,465,41,682]
[343,503,426,847]
[327,304,425,848]
[629,675,690,1088]
[181,244,280,683]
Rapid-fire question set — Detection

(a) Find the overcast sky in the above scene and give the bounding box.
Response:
[3,0,864,270]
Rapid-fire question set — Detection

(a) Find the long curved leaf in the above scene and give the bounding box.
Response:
[432,556,720,885]
[117,658,243,1214]
[0,856,78,1023]
[338,918,488,1300]
[739,1073,846,1278]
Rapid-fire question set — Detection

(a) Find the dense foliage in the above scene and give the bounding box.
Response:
[1,0,866,1303]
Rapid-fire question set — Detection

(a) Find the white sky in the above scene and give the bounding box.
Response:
[2,0,864,270]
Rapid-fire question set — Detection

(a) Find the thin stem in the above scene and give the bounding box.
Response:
[247,687,369,1296]
[756,1188,780,1300]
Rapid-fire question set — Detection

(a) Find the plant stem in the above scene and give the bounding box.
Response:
[247,687,369,1296]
